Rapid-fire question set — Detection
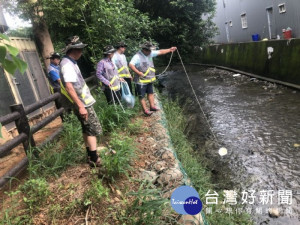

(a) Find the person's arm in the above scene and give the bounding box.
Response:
[65,82,88,120]
[96,61,111,86]
[157,47,177,56]
[129,63,144,77]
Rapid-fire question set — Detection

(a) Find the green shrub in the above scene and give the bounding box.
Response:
[93,90,139,133]
[27,114,85,179]
[20,178,50,213]
[83,178,109,206]
[100,131,136,180]
[126,118,145,135]
[119,182,178,225]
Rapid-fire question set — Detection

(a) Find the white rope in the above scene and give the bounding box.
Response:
[176,50,219,145]
[110,88,117,110]
[156,50,174,77]
[113,89,125,113]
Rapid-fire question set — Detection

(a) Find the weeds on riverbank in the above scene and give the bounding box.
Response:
[0,92,178,224]
[162,97,253,225]
[118,182,179,225]
[93,89,140,133]
[100,131,136,180]
[27,114,85,179]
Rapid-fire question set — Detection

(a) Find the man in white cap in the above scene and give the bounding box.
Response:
[60,36,102,167]
[129,41,177,116]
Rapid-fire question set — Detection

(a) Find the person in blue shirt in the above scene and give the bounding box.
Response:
[47,52,61,89]
[129,41,176,116]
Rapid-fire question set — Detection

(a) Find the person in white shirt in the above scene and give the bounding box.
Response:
[129,41,176,116]
[112,41,133,94]
[60,36,102,167]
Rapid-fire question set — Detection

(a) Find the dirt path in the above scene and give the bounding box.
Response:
[0,117,62,178]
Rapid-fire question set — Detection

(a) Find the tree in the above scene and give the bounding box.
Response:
[40,0,153,63]
[6,0,54,67]
[2,0,153,74]
[134,0,217,53]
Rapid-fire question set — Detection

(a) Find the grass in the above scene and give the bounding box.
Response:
[83,175,109,206]
[161,97,253,225]
[0,89,253,225]
[100,131,136,180]
[26,114,85,179]
[93,88,140,133]
[118,182,179,225]
[0,90,144,224]
[21,178,50,213]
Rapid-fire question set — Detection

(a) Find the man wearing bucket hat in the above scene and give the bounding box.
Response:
[112,41,133,94]
[47,52,61,89]
[96,45,124,104]
[60,36,102,167]
[129,41,177,116]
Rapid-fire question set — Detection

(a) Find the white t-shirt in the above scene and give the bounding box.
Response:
[61,62,81,83]
[129,50,159,68]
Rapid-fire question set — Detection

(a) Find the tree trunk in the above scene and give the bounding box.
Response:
[23,0,54,68]
[32,19,53,68]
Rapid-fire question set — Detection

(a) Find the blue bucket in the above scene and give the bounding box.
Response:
[252,34,260,41]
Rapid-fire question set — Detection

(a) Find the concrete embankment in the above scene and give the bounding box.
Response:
[137,96,204,224]
[194,39,300,86]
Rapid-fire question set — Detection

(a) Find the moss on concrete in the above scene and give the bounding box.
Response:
[195,39,300,85]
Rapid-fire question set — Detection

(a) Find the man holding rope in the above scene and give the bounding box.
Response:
[129,41,177,116]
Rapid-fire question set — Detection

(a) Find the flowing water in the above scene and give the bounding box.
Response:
[159,65,300,225]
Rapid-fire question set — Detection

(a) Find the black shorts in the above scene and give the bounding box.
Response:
[136,83,154,98]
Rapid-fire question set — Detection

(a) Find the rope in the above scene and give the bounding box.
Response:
[113,89,125,113]
[176,50,220,146]
[156,51,174,77]
[110,88,117,111]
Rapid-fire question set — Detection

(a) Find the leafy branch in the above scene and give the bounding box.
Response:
[0,33,28,75]
[0,33,28,138]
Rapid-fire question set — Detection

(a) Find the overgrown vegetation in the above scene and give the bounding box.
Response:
[134,0,217,53]
[93,88,140,133]
[2,0,216,70]
[162,97,253,225]
[119,182,178,225]
[0,92,175,224]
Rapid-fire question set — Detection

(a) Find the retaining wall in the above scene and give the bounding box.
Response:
[194,39,300,85]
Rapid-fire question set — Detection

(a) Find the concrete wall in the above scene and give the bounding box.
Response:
[214,0,300,43]
[195,39,300,85]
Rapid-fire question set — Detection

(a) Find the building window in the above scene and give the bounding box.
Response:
[241,13,247,29]
[278,3,286,14]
